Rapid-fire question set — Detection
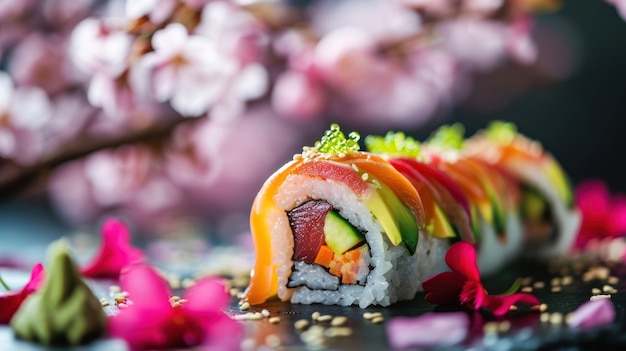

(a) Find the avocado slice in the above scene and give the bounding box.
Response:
[324,210,364,255]
[364,180,419,255]
[427,204,457,239]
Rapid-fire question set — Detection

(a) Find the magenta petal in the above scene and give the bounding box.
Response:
[567,297,616,329]
[22,263,45,294]
[0,263,46,324]
[422,271,466,305]
[386,312,469,349]
[445,242,480,282]
[487,293,540,317]
[81,218,145,279]
[183,277,230,313]
[119,263,172,311]
[460,280,487,311]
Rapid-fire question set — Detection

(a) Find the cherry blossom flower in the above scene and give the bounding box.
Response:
[132,23,236,117]
[574,180,626,249]
[81,218,145,279]
[108,263,241,350]
[422,241,539,316]
[70,17,132,79]
[386,312,469,349]
[0,263,45,324]
[0,71,52,165]
[567,297,616,329]
[125,0,176,24]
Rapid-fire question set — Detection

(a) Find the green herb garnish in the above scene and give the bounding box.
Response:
[303,124,360,157]
[426,123,465,150]
[0,275,10,291]
[485,120,517,144]
[364,132,421,158]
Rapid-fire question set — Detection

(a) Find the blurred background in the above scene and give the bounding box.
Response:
[0,0,625,261]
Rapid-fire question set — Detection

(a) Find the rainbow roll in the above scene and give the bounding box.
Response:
[243,125,449,307]
[366,127,523,276]
[464,121,580,259]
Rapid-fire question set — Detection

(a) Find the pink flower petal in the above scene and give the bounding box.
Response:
[386,312,469,349]
[460,279,488,310]
[119,263,171,311]
[81,218,145,279]
[422,271,466,305]
[445,241,481,282]
[567,297,616,329]
[487,292,540,317]
[0,263,45,324]
[182,277,230,313]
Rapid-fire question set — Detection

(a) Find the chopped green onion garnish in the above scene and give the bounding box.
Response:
[426,123,465,150]
[304,123,360,157]
[485,120,517,144]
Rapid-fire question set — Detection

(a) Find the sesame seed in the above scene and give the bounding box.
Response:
[295,319,310,330]
[331,316,348,326]
[233,314,249,321]
[608,276,619,285]
[551,286,562,293]
[169,296,181,303]
[521,286,533,293]
[109,285,121,294]
[99,298,109,307]
[240,302,250,311]
[561,276,573,286]
[531,303,548,312]
[540,313,550,323]
[592,288,602,295]
[325,327,353,337]
[590,294,612,301]
[114,296,126,304]
[351,163,359,172]
[509,305,518,311]
[363,312,382,320]
[533,281,545,289]
[269,316,281,324]
[602,285,617,293]
[549,313,563,325]
[361,173,369,181]
[520,277,533,286]
[250,312,264,320]
[312,311,321,321]
[229,288,241,297]
[265,334,281,348]
[261,309,270,317]
[551,277,561,286]
[371,316,385,324]
[317,315,333,322]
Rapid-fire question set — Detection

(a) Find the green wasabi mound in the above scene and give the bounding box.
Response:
[11,240,107,346]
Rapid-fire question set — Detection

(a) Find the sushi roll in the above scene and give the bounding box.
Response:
[464,121,580,258]
[366,127,524,276]
[242,125,450,307]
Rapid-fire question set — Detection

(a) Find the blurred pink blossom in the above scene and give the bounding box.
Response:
[0,0,34,22]
[0,72,52,165]
[132,23,236,117]
[386,312,469,349]
[567,297,616,329]
[69,17,133,78]
[606,0,626,21]
[574,180,626,249]
[125,0,176,24]
[9,34,77,95]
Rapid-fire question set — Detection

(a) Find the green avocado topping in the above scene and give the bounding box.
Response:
[485,120,518,144]
[303,124,360,157]
[11,240,107,346]
[364,132,421,158]
[426,123,465,150]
